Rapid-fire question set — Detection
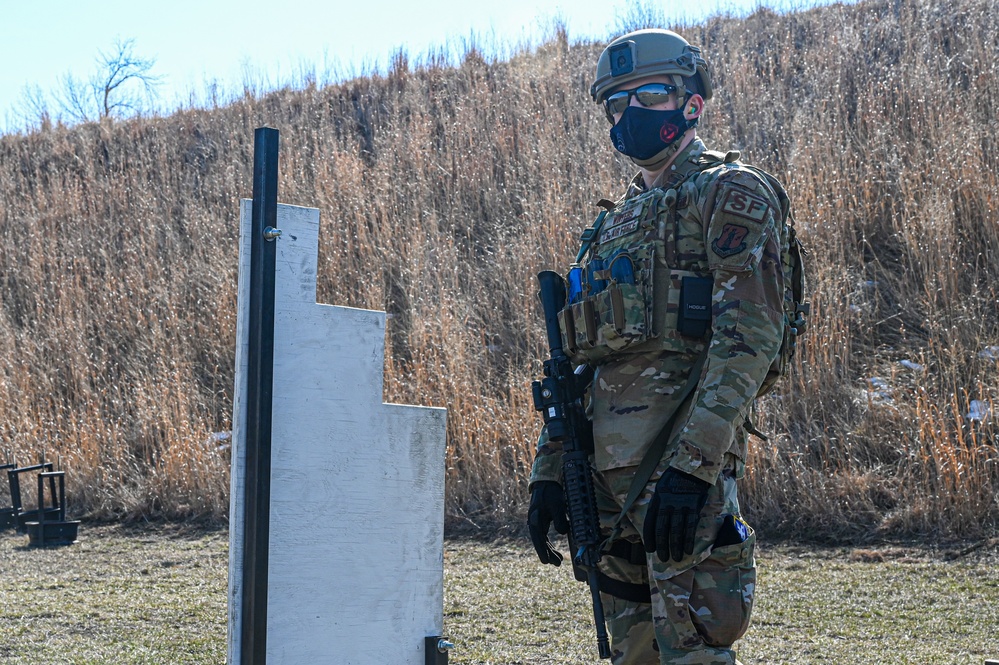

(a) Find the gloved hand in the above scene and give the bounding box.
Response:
[643,468,711,563]
[528,481,569,566]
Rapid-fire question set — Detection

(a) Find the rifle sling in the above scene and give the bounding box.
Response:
[575,542,652,603]
[597,571,652,604]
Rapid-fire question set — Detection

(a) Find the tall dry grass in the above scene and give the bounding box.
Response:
[0,0,996,539]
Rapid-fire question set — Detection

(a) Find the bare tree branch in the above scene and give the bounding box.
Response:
[45,37,162,124]
[13,83,54,131]
[58,72,93,123]
[94,38,161,119]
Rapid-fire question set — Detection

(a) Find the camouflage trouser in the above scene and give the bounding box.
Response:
[593,454,756,665]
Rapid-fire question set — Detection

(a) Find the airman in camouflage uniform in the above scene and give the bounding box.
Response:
[528,29,789,664]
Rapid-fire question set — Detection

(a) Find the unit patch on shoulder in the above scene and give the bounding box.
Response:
[711,223,749,258]
[720,187,771,223]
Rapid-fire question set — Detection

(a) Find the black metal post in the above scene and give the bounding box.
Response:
[0,463,16,530]
[29,471,78,547]
[36,472,47,534]
[241,126,279,665]
[8,468,20,514]
[8,463,54,530]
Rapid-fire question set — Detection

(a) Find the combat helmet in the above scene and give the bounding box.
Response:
[591,29,713,106]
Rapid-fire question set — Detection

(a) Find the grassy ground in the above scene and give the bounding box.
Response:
[0,524,228,664]
[0,525,997,664]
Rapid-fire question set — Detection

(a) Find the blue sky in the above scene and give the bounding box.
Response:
[1,0,847,131]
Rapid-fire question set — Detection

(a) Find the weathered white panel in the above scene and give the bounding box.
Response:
[229,200,447,664]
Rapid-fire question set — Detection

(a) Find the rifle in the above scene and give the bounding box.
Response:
[531,270,611,660]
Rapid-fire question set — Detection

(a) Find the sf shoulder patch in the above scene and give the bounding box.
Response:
[719,188,771,222]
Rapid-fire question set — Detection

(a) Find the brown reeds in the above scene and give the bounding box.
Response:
[0,0,996,539]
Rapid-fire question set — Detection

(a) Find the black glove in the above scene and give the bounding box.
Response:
[528,481,569,566]
[643,468,711,563]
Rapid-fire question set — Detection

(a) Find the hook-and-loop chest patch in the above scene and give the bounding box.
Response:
[598,192,656,244]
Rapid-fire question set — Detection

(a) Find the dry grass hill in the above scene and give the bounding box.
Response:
[0,0,996,540]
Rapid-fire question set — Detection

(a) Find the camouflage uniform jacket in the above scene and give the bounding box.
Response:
[530,138,786,488]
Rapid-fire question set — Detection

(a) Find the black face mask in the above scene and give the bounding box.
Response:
[609,106,694,161]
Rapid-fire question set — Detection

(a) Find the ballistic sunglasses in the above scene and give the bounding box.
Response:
[604,83,679,121]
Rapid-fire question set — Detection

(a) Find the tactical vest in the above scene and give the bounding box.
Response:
[558,151,808,396]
